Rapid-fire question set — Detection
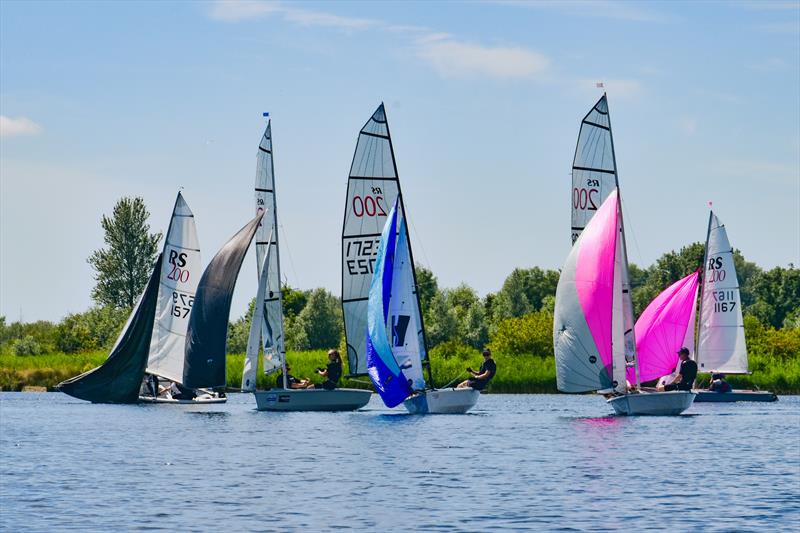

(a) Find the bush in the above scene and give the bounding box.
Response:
[489,311,554,357]
[12,336,43,356]
[56,306,128,353]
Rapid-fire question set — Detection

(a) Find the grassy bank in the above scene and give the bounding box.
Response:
[1,349,799,393]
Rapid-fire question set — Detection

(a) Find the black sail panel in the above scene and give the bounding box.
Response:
[183,214,263,389]
[58,255,163,403]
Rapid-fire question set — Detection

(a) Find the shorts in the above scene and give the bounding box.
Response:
[321,381,336,391]
[664,383,690,392]
[468,379,488,391]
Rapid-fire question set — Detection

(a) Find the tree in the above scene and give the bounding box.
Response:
[415,265,439,314]
[446,284,489,349]
[295,288,342,350]
[88,197,161,308]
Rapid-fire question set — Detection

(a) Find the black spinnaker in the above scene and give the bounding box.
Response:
[58,255,163,403]
[182,213,264,390]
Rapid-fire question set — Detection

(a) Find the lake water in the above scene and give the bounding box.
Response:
[1,392,798,532]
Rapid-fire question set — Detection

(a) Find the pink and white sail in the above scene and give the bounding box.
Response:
[629,271,699,384]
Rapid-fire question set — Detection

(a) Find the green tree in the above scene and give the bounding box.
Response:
[424,292,458,348]
[88,197,161,309]
[295,288,342,350]
[747,266,800,328]
[446,284,489,349]
[415,265,439,314]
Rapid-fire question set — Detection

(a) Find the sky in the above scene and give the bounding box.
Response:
[1,0,799,323]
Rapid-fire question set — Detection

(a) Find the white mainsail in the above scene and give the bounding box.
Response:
[146,192,201,383]
[571,94,617,244]
[342,104,404,376]
[255,120,285,376]
[697,212,748,373]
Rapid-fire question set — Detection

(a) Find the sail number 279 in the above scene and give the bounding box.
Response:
[171,291,194,318]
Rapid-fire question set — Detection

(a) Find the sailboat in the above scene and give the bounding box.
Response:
[554,189,696,415]
[138,192,224,403]
[58,192,249,403]
[693,210,777,402]
[245,116,371,412]
[343,105,477,414]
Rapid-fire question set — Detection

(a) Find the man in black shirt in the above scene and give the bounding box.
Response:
[457,349,497,391]
[663,347,697,391]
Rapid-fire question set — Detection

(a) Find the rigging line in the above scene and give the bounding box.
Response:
[406,212,432,272]
[277,223,300,288]
[620,197,645,267]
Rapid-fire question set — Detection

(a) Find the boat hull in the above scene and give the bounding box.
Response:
[693,390,778,403]
[138,395,227,404]
[253,388,372,412]
[403,388,480,414]
[608,391,695,416]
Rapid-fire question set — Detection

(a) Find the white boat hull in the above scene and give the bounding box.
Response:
[693,390,778,403]
[253,388,372,412]
[608,390,695,416]
[138,395,227,404]
[403,388,480,414]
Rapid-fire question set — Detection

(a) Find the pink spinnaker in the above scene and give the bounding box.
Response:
[628,271,699,384]
[575,189,619,378]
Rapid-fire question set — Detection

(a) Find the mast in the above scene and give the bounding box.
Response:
[604,93,640,388]
[382,104,435,388]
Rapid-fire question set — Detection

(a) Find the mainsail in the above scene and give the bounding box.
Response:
[554,190,629,394]
[697,212,748,373]
[342,103,426,376]
[146,192,201,383]
[366,202,415,407]
[571,94,617,244]
[58,255,163,403]
[629,271,699,384]
[254,120,285,376]
[183,213,263,390]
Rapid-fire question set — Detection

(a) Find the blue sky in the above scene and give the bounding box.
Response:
[2,0,798,322]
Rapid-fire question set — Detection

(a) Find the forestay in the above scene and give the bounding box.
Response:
[242,230,273,392]
[697,212,748,373]
[146,192,201,384]
[571,95,617,244]
[254,120,285,376]
[183,214,263,390]
[630,271,699,384]
[554,190,621,393]
[342,104,402,375]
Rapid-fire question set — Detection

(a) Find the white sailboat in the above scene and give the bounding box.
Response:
[351,104,478,415]
[693,210,777,402]
[139,192,224,404]
[247,116,371,412]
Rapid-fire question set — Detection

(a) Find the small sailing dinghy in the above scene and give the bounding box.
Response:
[554,189,695,416]
[368,200,479,414]
[245,117,370,411]
[693,211,777,402]
[138,193,223,404]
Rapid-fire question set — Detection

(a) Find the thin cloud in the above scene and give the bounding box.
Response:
[209,0,377,30]
[417,37,550,80]
[0,116,42,137]
[490,0,672,22]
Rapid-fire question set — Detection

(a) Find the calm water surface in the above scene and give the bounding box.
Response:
[1,393,798,532]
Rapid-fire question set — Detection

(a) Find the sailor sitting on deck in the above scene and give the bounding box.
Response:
[457,349,496,391]
[275,364,314,390]
[657,347,697,392]
[708,373,732,393]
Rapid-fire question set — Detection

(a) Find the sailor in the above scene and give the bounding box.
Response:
[275,364,314,389]
[708,372,732,393]
[316,349,343,391]
[457,349,496,391]
[658,347,697,392]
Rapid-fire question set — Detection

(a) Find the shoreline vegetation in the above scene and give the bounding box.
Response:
[2,348,798,394]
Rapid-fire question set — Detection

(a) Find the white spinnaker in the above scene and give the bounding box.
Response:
[242,229,273,392]
[389,215,426,390]
[255,121,285,375]
[147,192,201,383]
[553,231,613,393]
[342,104,401,375]
[697,212,748,373]
[571,95,617,244]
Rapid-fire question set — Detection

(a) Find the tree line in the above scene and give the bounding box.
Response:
[1,197,797,360]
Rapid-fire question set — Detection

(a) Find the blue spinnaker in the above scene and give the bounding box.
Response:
[366,201,413,407]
